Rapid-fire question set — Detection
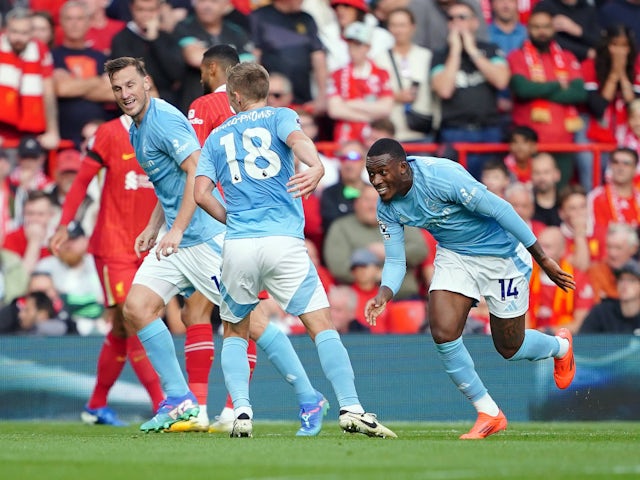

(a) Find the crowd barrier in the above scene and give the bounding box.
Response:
[1,334,638,422]
[316,141,617,187]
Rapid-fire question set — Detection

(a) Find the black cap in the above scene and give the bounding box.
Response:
[18,136,43,158]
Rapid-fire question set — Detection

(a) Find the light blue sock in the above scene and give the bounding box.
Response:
[221,337,251,409]
[509,329,560,361]
[257,322,317,404]
[137,318,189,398]
[315,329,359,409]
[435,337,487,403]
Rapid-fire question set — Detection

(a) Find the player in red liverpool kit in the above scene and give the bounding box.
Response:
[50,115,164,425]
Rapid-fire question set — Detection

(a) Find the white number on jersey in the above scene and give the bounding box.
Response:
[220,128,282,184]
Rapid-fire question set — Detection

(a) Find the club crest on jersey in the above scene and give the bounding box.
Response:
[378,219,391,240]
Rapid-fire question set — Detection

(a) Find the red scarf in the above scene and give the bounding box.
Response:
[605,183,640,225]
[0,34,47,133]
[522,40,582,133]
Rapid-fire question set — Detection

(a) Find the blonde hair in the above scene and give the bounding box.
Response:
[226,62,270,104]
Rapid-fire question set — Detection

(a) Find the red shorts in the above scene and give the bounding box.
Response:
[94,256,143,307]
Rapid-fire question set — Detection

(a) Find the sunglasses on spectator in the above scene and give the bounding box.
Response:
[338,151,363,161]
[269,91,285,99]
[448,14,473,21]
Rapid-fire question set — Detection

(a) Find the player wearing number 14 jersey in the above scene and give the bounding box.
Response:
[363,139,578,439]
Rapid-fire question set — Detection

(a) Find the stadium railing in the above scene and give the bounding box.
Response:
[316,141,617,187]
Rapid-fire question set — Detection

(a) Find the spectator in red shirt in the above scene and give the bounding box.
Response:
[4,190,56,274]
[327,21,394,144]
[588,148,640,228]
[0,8,60,154]
[528,225,594,334]
[504,125,538,185]
[507,7,586,186]
[348,248,390,333]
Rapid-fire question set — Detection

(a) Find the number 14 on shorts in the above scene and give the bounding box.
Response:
[498,278,519,300]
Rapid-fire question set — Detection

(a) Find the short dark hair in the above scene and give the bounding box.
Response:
[26,190,53,205]
[508,125,538,143]
[558,184,586,209]
[104,56,148,80]
[202,44,240,71]
[367,138,406,161]
[25,291,56,318]
[369,118,396,136]
[612,147,639,165]
[481,157,510,176]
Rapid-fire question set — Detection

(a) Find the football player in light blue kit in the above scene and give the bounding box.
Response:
[195,62,396,438]
[364,138,577,439]
[105,57,330,436]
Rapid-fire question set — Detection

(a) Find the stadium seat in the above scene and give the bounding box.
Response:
[387,300,426,334]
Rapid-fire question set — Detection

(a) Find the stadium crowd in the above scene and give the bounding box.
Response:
[0,0,639,339]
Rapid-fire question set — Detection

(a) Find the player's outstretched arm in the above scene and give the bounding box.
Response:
[528,241,576,292]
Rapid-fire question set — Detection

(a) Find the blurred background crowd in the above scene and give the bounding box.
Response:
[0,0,639,338]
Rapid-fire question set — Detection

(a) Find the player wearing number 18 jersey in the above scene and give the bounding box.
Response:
[195,62,396,438]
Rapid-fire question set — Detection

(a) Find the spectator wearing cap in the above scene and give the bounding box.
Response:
[347,247,390,333]
[45,148,98,236]
[8,136,53,227]
[431,0,510,180]
[580,260,640,334]
[327,21,394,144]
[320,140,368,233]
[3,190,56,274]
[324,184,428,300]
[324,0,395,72]
[250,0,328,114]
[0,8,61,155]
[35,220,105,334]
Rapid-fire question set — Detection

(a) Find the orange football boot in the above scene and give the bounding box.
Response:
[554,328,576,389]
[460,410,508,440]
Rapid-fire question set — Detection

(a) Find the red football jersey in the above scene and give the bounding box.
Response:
[61,115,157,259]
[188,89,234,146]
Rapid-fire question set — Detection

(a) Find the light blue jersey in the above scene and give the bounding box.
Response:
[197,106,304,240]
[378,156,537,295]
[130,98,225,246]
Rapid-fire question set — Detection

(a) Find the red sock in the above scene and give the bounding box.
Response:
[87,331,127,409]
[224,338,257,409]
[185,323,214,405]
[127,335,164,411]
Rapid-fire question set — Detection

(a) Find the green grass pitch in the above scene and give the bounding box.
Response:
[1,421,639,480]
